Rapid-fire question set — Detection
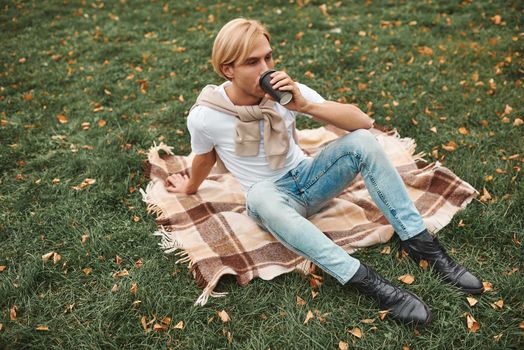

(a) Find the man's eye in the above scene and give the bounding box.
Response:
[265,55,272,60]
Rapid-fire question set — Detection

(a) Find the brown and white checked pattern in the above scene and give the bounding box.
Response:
[141,127,477,305]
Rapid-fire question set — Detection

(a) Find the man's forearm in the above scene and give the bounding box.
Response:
[186,150,216,194]
[300,101,373,131]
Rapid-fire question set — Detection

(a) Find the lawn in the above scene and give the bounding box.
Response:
[0,0,522,349]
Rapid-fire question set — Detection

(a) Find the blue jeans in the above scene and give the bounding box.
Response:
[246,129,426,284]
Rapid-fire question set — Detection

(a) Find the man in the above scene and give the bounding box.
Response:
[166,18,483,326]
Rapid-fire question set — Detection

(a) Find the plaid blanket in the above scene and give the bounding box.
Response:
[141,127,477,305]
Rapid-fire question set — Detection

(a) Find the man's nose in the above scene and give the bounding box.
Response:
[260,61,269,74]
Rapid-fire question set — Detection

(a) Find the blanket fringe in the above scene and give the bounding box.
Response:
[147,141,174,164]
[387,129,428,163]
[153,226,182,252]
[194,284,228,306]
[140,182,165,217]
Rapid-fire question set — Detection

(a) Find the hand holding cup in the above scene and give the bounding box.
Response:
[259,70,293,105]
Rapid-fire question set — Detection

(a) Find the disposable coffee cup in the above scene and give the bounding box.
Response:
[259,70,293,105]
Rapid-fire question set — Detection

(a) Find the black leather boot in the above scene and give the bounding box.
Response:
[347,263,432,326]
[400,230,484,294]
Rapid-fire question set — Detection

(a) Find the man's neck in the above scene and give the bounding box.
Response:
[224,84,262,106]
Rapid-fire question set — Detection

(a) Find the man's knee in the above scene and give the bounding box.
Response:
[340,129,382,156]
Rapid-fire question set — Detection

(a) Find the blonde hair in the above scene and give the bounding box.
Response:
[212,18,271,80]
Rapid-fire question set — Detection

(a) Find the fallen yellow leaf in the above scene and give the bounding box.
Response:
[483,281,493,292]
[418,46,434,56]
[491,299,504,310]
[442,141,457,152]
[519,321,524,330]
[53,253,61,265]
[35,325,49,331]
[378,310,389,321]
[360,318,375,324]
[174,320,184,330]
[419,259,429,270]
[161,316,172,326]
[491,15,502,25]
[398,274,415,285]
[218,310,230,323]
[140,316,148,331]
[82,267,92,275]
[10,307,16,321]
[514,118,523,127]
[381,246,391,254]
[42,252,55,263]
[319,4,328,16]
[71,178,96,190]
[111,284,118,293]
[466,313,480,333]
[153,323,167,332]
[348,327,363,338]
[130,283,138,295]
[304,310,314,324]
[56,114,68,124]
[338,340,349,350]
[479,188,492,202]
[458,127,469,135]
[0,265,6,272]
[113,269,129,278]
[296,295,306,306]
[98,119,107,128]
[467,296,478,306]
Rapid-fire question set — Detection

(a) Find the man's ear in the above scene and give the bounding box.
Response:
[221,64,234,80]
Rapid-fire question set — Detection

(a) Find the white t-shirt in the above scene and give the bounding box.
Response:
[187,81,326,192]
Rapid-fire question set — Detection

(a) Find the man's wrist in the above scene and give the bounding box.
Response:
[298,100,314,114]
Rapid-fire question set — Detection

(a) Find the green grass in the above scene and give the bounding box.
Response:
[1,0,523,349]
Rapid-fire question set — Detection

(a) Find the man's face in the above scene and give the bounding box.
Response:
[223,34,275,100]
